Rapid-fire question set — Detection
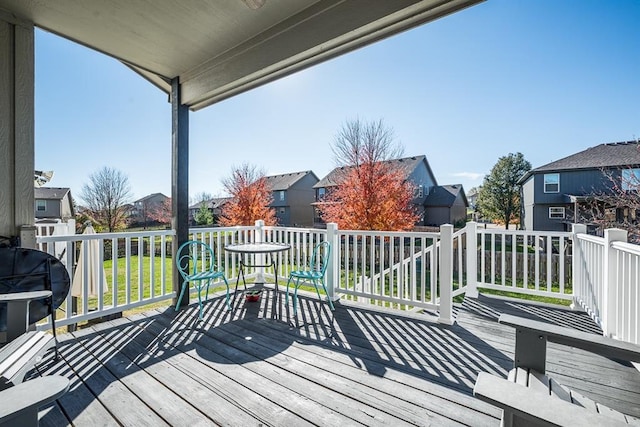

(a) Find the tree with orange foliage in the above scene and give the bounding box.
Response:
[318,119,418,231]
[148,197,172,226]
[219,163,277,226]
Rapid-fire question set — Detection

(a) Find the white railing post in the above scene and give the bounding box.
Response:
[326,222,340,303]
[602,228,627,338]
[254,220,265,283]
[570,224,587,310]
[465,222,478,298]
[439,224,454,325]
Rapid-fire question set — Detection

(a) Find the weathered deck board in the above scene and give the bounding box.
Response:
[25,289,640,426]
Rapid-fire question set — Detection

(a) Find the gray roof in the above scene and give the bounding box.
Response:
[424,184,467,207]
[264,171,317,191]
[314,155,431,188]
[189,197,231,210]
[133,193,169,204]
[34,187,71,200]
[519,140,640,183]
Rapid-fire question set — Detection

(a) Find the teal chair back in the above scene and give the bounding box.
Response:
[176,240,217,281]
[310,241,330,277]
[286,241,334,315]
[175,240,231,318]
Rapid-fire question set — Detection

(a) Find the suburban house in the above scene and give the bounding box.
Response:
[189,197,231,225]
[130,193,170,227]
[265,171,319,227]
[424,184,468,226]
[34,187,74,222]
[518,140,640,232]
[312,155,467,227]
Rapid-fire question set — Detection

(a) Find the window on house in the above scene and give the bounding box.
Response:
[317,188,325,199]
[622,168,640,191]
[549,207,565,219]
[544,173,560,193]
[279,207,285,214]
[417,185,424,198]
[279,190,285,201]
[36,200,46,211]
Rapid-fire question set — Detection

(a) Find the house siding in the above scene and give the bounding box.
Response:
[523,169,619,231]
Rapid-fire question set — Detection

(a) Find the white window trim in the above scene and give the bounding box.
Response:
[622,168,640,191]
[36,200,47,211]
[279,190,285,201]
[549,207,565,219]
[544,173,560,193]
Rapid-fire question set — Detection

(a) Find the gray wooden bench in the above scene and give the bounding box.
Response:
[0,330,56,390]
[0,375,69,427]
[474,314,640,426]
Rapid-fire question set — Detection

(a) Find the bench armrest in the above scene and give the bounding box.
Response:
[0,375,69,426]
[499,314,640,373]
[0,291,53,343]
[473,372,628,427]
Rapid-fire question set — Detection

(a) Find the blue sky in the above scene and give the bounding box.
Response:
[35,0,640,202]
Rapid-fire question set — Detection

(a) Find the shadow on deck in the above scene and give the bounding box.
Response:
[30,290,640,426]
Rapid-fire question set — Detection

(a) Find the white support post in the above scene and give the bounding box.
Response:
[602,228,627,338]
[439,224,454,325]
[465,222,479,298]
[326,222,340,303]
[254,220,265,283]
[570,224,587,310]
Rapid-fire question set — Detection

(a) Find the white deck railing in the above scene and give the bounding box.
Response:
[474,226,573,301]
[33,221,640,345]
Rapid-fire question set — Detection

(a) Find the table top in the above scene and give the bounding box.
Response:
[224,242,291,254]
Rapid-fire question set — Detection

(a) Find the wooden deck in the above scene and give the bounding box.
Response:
[30,290,640,426]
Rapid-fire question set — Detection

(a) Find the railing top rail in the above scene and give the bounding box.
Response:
[37,229,175,242]
[189,226,255,233]
[263,226,327,234]
[575,233,605,245]
[611,240,640,256]
[338,229,440,238]
[477,228,572,238]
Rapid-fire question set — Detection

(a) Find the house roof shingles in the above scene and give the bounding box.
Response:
[519,140,640,183]
[34,187,70,200]
[314,155,429,188]
[424,185,466,207]
[189,197,231,210]
[264,171,317,191]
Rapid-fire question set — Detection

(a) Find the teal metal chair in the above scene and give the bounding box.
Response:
[175,240,231,319]
[285,241,334,315]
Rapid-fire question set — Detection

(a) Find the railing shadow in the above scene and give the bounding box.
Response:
[34,290,568,425]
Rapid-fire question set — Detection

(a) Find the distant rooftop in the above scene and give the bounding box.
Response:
[264,170,317,191]
[424,184,467,207]
[34,187,71,200]
[314,155,431,188]
[519,140,640,183]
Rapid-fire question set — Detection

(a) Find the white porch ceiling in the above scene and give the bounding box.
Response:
[0,0,483,110]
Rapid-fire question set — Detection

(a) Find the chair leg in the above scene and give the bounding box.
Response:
[312,279,323,301]
[285,276,293,306]
[175,281,189,311]
[196,285,204,320]
[320,280,335,311]
[293,278,300,315]
[223,277,232,311]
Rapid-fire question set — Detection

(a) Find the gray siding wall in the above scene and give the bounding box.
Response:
[35,198,61,219]
[425,207,450,226]
[532,169,615,204]
[524,168,618,231]
[61,194,73,219]
[450,195,467,224]
[287,174,317,227]
[407,160,437,204]
[521,177,535,230]
[0,20,34,237]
